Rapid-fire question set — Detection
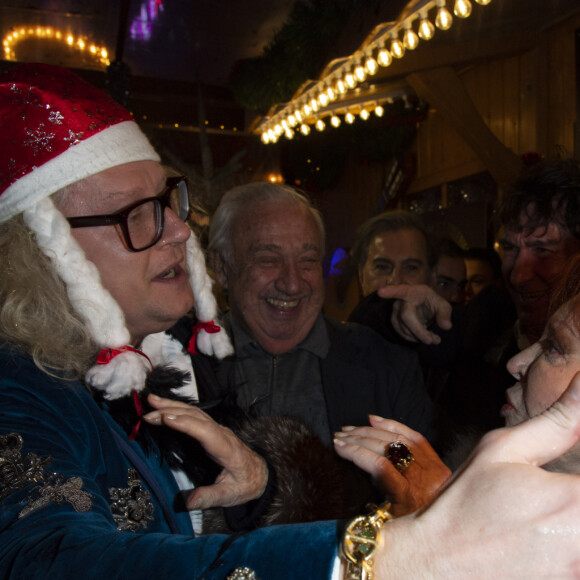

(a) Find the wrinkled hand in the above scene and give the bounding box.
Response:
[143,394,268,510]
[371,372,580,580]
[334,416,450,516]
[378,284,452,344]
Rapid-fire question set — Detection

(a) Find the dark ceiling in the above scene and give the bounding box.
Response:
[0,0,297,87]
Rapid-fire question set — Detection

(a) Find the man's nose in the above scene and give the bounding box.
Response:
[508,250,534,287]
[385,267,401,286]
[276,261,301,293]
[160,207,191,245]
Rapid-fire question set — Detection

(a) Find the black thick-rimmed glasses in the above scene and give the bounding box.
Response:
[67,176,190,252]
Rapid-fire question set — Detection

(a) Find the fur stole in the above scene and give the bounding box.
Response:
[103,365,375,533]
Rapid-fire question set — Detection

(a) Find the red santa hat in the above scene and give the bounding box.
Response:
[0,63,232,400]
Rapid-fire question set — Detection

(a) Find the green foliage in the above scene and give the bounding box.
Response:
[230,0,378,112]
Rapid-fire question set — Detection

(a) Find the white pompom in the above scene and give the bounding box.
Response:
[85,351,150,400]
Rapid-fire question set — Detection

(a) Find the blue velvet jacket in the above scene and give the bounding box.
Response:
[0,348,340,579]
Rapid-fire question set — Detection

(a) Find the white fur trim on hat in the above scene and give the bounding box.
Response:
[186,235,234,359]
[23,196,130,346]
[0,121,159,223]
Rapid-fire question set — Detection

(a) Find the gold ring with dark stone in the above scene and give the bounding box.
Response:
[384,440,414,473]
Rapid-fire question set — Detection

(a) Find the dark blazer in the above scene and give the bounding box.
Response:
[190,315,437,446]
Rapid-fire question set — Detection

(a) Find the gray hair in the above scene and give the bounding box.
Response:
[208,182,325,269]
[350,209,436,271]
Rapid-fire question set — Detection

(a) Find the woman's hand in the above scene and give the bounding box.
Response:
[334,415,451,516]
[143,394,268,510]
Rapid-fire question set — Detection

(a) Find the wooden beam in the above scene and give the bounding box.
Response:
[407,66,523,188]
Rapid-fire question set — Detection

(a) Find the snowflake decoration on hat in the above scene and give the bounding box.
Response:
[48,110,64,125]
[23,125,55,154]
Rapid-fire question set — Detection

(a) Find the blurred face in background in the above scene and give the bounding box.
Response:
[434,255,466,305]
[359,228,433,296]
[464,258,497,302]
[499,214,580,343]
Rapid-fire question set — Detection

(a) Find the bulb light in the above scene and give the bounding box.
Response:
[354,64,366,82]
[403,22,419,50]
[377,48,392,67]
[365,55,378,75]
[454,0,472,18]
[418,16,435,40]
[336,79,347,94]
[344,72,357,89]
[390,37,405,59]
[435,5,453,29]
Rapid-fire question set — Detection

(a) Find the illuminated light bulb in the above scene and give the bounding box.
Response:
[344,72,356,89]
[354,64,366,82]
[454,0,472,18]
[418,16,435,40]
[376,47,391,67]
[390,37,405,59]
[336,79,347,94]
[288,114,296,127]
[403,23,419,50]
[281,119,289,131]
[375,105,384,117]
[300,123,311,135]
[475,0,492,4]
[345,112,355,124]
[274,124,283,136]
[294,109,303,123]
[360,109,370,121]
[66,35,74,45]
[318,92,329,107]
[310,98,319,112]
[330,115,341,128]
[268,129,276,141]
[55,31,62,39]
[89,45,97,54]
[285,128,294,140]
[315,119,325,132]
[77,39,85,50]
[435,6,453,29]
[326,86,337,101]
[365,56,378,75]
[303,103,312,117]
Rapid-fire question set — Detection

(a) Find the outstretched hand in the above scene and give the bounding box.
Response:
[143,394,268,510]
[372,372,580,579]
[378,284,452,344]
[334,416,451,516]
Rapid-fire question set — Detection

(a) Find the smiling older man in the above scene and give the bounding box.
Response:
[207,183,438,449]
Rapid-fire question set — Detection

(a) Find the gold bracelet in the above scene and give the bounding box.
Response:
[341,502,393,580]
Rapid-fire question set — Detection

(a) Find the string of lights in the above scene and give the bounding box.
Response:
[3,26,110,67]
[257,0,492,145]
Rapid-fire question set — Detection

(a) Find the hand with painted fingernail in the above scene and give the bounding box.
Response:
[334,415,451,516]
